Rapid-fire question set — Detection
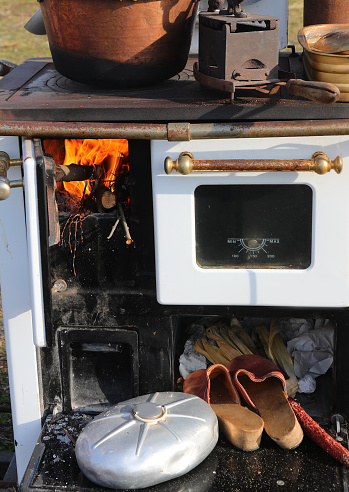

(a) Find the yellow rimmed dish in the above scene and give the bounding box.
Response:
[298,24,349,102]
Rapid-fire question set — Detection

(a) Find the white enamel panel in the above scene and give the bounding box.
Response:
[151,135,349,308]
[0,136,42,483]
[23,139,46,347]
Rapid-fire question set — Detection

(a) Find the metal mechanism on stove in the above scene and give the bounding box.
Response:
[226,0,247,17]
[195,0,340,103]
[193,62,340,104]
[0,59,17,77]
[0,152,100,201]
[164,151,344,175]
[198,1,279,86]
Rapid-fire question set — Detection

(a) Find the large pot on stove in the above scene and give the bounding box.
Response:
[38,0,199,87]
[303,0,349,27]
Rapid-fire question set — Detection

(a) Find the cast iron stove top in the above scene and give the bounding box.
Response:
[1,55,349,123]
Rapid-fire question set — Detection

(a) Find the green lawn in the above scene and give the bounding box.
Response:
[0,0,50,64]
[0,0,303,65]
[288,1,303,48]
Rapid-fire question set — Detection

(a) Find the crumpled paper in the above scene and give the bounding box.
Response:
[287,321,334,394]
[298,374,317,394]
[179,319,212,379]
[179,339,207,379]
[279,318,314,342]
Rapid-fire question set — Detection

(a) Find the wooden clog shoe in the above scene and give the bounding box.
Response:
[228,355,303,450]
[183,364,264,451]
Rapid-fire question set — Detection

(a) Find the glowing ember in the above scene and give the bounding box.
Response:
[44,139,129,213]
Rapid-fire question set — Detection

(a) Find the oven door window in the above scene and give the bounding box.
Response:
[195,184,312,269]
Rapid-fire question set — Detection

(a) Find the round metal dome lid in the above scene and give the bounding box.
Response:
[132,402,166,422]
[75,391,218,490]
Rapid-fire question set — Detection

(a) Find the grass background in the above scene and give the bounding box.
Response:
[0,0,304,65]
[0,0,50,64]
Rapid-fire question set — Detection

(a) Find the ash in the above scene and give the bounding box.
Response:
[34,412,94,488]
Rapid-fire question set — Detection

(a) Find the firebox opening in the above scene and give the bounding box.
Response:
[42,138,156,288]
[43,138,129,216]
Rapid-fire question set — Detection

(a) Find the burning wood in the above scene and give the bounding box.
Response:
[56,164,95,182]
[96,185,117,212]
[43,138,132,275]
[44,138,129,214]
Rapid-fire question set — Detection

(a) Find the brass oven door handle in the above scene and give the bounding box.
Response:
[164,151,343,175]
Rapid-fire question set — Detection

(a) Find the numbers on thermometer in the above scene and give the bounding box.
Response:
[227,237,280,261]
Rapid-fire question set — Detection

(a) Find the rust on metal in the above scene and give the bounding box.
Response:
[198,12,279,84]
[193,62,340,104]
[0,120,348,141]
[303,0,349,27]
[189,158,316,172]
[0,121,168,140]
[187,156,342,174]
[167,123,191,141]
[165,151,343,175]
[189,120,349,140]
[39,0,199,87]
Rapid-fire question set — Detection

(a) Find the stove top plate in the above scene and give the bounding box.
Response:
[0,56,349,123]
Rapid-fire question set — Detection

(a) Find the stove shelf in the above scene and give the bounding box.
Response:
[19,411,348,492]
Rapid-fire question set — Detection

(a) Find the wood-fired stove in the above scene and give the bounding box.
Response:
[1,52,349,492]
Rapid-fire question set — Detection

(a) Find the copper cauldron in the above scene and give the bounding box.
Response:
[39,0,199,87]
[304,0,349,27]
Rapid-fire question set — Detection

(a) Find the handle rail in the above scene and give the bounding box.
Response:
[164,151,343,175]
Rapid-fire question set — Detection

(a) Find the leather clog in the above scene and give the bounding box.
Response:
[228,355,303,450]
[183,364,264,451]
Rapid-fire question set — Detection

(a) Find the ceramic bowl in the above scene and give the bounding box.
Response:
[298,24,349,102]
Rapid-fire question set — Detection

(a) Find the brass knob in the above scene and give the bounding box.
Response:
[0,177,11,201]
[0,151,23,200]
[164,152,194,175]
[312,152,343,175]
[0,151,11,200]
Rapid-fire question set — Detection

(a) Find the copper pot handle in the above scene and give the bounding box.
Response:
[164,151,343,175]
[0,59,17,77]
[285,79,340,104]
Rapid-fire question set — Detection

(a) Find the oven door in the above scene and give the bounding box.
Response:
[151,135,349,307]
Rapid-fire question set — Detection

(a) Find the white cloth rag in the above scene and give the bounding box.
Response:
[287,322,334,393]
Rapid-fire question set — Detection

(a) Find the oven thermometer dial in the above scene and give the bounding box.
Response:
[227,237,280,259]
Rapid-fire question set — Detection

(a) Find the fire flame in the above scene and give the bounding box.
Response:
[44,139,129,212]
